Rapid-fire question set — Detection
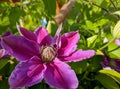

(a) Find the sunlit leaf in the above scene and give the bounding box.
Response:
[43,0,56,18]
[87,35,97,48]
[99,69,120,84]
[96,74,120,89]
[108,43,120,59]
[113,11,120,16]
[113,21,120,39]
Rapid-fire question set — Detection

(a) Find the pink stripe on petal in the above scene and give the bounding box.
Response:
[1,35,39,61]
[55,23,62,38]
[9,56,46,89]
[58,31,80,56]
[52,24,62,49]
[44,60,78,89]
[59,50,95,62]
[34,27,53,45]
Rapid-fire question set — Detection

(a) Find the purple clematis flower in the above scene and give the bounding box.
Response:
[0,32,11,59]
[101,53,120,72]
[1,25,95,89]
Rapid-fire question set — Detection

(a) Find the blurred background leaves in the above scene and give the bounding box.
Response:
[0,0,120,89]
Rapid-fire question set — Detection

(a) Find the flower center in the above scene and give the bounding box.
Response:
[41,46,56,62]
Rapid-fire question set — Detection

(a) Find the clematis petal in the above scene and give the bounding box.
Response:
[54,23,62,38]
[34,27,53,45]
[0,49,5,59]
[0,32,12,59]
[17,26,37,42]
[9,56,46,89]
[2,32,12,37]
[1,35,39,61]
[59,50,95,62]
[101,53,109,68]
[44,59,78,89]
[116,60,120,72]
[58,31,80,56]
[52,24,62,49]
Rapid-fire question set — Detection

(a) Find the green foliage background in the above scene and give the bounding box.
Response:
[0,0,120,89]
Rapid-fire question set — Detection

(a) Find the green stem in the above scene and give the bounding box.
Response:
[86,0,120,20]
[42,80,44,89]
[85,77,95,81]
[44,83,46,89]
[110,0,118,10]
[99,38,115,51]
[42,80,46,89]
[80,71,88,80]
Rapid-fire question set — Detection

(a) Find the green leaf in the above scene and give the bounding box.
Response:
[0,79,9,89]
[96,74,120,89]
[108,43,120,59]
[9,7,25,26]
[100,0,110,8]
[69,60,87,74]
[109,48,120,59]
[96,50,104,55]
[89,55,103,71]
[59,0,67,5]
[113,11,120,16]
[113,21,120,38]
[0,59,8,70]
[46,21,57,36]
[87,35,97,48]
[43,0,56,18]
[99,69,120,84]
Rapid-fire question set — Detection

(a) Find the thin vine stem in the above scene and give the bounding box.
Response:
[109,0,118,10]
[86,0,120,20]
[99,38,115,51]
